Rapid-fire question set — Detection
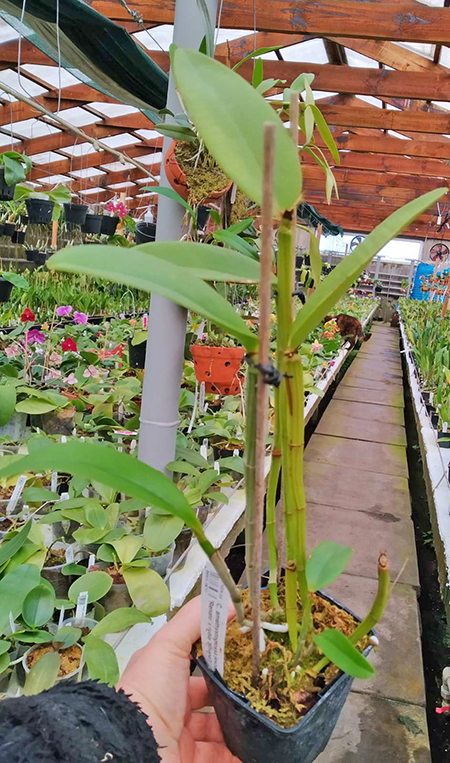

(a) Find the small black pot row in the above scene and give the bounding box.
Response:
[410,356,450,449]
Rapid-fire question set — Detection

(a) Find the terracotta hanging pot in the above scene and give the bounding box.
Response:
[190,345,245,396]
[165,140,232,204]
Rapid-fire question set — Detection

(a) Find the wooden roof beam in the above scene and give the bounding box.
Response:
[91,1,450,44]
[318,102,450,134]
[334,133,450,161]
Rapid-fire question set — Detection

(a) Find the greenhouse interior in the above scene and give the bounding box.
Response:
[2,1,450,761]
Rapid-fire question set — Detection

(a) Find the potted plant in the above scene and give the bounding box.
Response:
[23,624,83,686]
[0,51,445,759]
[0,270,28,303]
[0,151,32,200]
[82,209,103,235]
[63,201,88,227]
[191,327,245,396]
[15,184,71,224]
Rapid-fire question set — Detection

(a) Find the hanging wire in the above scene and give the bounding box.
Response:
[214,0,225,48]
[118,0,169,58]
[17,0,39,101]
[253,0,257,51]
[55,0,62,114]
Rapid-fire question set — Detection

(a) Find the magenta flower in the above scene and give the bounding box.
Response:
[26,328,45,345]
[73,311,88,325]
[56,305,73,317]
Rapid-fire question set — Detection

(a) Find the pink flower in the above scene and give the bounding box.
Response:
[83,364,99,378]
[73,311,88,325]
[311,340,323,353]
[26,329,45,345]
[49,352,62,365]
[5,345,19,359]
[64,373,77,385]
[56,305,72,317]
[46,368,61,380]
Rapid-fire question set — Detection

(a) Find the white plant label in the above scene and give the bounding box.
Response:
[88,554,96,569]
[233,449,240,457]
[7,475,26,515]
[51,471,58,493]
[201,561,230,676]
[200,438,208,460]
[75,591,88,619]
[214,461,220,474]
[430,392,434,405]
[58,606,65,628]
[61,435,67,444]
[65,546,74,564]
[9,612,16,634]
[444,422,449,434]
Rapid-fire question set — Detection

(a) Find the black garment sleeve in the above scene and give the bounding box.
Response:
[0,680,161,763]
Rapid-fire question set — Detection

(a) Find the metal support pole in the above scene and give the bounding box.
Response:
[138,0,218,474]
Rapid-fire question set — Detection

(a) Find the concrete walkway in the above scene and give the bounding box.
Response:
[309,326,431,762]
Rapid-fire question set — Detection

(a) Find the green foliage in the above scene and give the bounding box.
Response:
[313,629,375,679]
[23,651,60,696]
[306,542,353,592]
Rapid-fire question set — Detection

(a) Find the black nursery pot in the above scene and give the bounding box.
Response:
[64,203,88,226]
[422,391,430,406]
[375,284,383,294]
[193,592,373,763]
[135,221,156,244]
[26,250,46,266]
[0,168,15,200]
[100,215,119,236]
[81,213,103,235]
[0,278,13,302]
[128,337,146,369]
[3,222,15,237]
[438,431,450,449]
[431,412,439,429]
[12,230,25,244]
[25,198,54,224]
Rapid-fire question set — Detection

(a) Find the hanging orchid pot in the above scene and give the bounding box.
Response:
[81,213,103,234]
[3,222,15,238]
[0,277,13,302]
[190,345,245,395]
[100,215,120,236]
[25,198,54,224]
[64,203,88,226]
[0,168,15,200]
[164,140,232,204]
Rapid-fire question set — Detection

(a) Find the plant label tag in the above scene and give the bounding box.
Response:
[9,612,16,634]
[200,439,208,460]
[214,461,220,474]
[430,392,434,405]
[143,313,148,329]
[201,561,230,676]
[199,381,206,412]
[58,606,65,628]
[88,554,96,569]
[130,439,137,454]
[233,449,240,457]
[51,471,58,493]
[7,475,26,515]
[65,546,74,564]
[76,591,88,619]
[444,422,449,433]
[61,435,67,444]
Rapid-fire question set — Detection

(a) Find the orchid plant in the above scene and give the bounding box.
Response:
[0,51,445,696]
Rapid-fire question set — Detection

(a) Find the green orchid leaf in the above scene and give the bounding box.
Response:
[84,502,108,530]
[290,189,447,348]
[173,48,302,216]
[52,626,81,650]
[68,571,113,605]
[22,584,55,628]
[0,520,32,568]
[110,536,143,565]
[61,563,86,577]
[141,186,196,222]
[309,105,340,163]
[232,45,284,71]
[16,399,59,414]
[297,225,322,291]
[212,229,259,260]
[0,564,41,636]
[122,567,170,617]
[0,384,16,426]
[11,630,53,644]
[166,461,200,477]
[23,651,60,696]
[23,487,59,503]
[0,441,204,536]
[49,247,257,351]
[306,541,353,592]
[83,634,119,686]
[144,512,184,553]
[313,629,375,679]
[91,608,151,637]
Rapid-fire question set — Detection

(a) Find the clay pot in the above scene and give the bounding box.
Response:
[191,345,245,395]
[164,140,232,203]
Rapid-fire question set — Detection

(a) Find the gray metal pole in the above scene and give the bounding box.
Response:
[138,0,218,474]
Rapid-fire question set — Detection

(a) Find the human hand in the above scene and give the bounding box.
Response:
[117,597,240,763]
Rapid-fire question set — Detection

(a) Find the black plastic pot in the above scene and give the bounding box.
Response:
[12,230,25,244]
[375,284,383,294]
[135,221,156,244]
[426,403,435,416]
[197,205,209,230]
[25,198,54,224]
[19,215,29,226]
[100,215,119,236]
[0,168,15,201]
[26,250,47,266]
[0,278,13,302]
[64,203,88,226]
[422,391,430,407]
[0,223,5,237]
[431,412,439,429]
[128,337,146,369]
[81,213,103,235]
[438,431,450,449]
[193,592,373,763]
[3,222,15,238]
